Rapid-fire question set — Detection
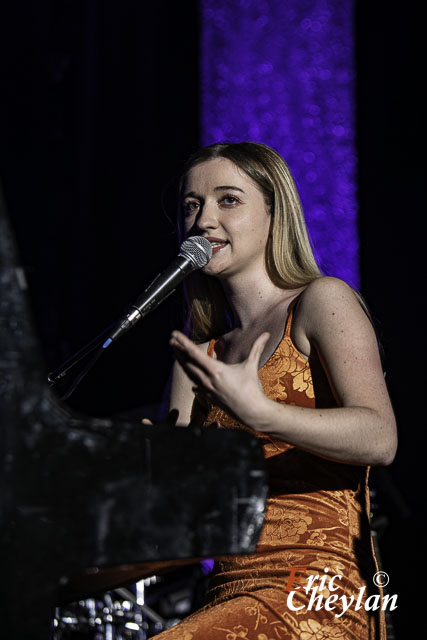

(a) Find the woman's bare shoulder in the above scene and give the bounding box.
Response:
[296,277,362,321]
[300,275,355,299]
[291,277,365,354]
[293,276,379,362]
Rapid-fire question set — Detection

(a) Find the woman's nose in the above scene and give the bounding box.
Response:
[194,202,219,232]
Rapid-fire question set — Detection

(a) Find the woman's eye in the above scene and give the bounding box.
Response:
[183,201,199,214]
[221,195,239,206]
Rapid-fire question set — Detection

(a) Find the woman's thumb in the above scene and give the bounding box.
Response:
[248,332,270,366]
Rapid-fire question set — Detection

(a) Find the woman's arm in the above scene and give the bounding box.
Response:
[168,341,210,427]
[169,278,397,466]
[252,277,398,465]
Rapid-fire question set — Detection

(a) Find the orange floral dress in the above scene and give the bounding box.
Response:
[155,307,386,639]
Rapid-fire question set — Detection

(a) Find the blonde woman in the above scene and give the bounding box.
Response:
[153,142,397,639]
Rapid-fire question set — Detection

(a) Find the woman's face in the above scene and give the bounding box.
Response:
[182,157,271,279]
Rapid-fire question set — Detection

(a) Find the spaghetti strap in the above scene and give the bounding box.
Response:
[160,290,384,639]
[208,292,302,358]
[207,338,215,358]
[284,291,304,338]
[284,308,293,337]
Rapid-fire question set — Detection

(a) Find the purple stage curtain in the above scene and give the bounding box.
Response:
[200,0,358,286]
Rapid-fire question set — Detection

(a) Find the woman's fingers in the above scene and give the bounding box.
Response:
[248,332,270,367]
[170,331,217,377]
[192,385,213,401]
[171,329,270,392]
[173,348,215,391]
[141,418,154,425]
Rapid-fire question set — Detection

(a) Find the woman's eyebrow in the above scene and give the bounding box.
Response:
[214,185,245,193]
[182,190,201,199]
[183,185,245,199]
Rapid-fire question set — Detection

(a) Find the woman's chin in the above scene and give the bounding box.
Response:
[201,265,222,277]
[201,261,229,278]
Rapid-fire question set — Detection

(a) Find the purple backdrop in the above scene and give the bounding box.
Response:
[200,0,358,287]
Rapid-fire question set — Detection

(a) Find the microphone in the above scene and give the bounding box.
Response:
[102,236,212,348]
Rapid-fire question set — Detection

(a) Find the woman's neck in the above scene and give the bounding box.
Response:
[220,269,299,331]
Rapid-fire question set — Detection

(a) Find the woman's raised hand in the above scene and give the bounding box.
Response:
[169,330,270,427]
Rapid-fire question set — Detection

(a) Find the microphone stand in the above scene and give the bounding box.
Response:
[47,236,212,400]
[47,277,178,400]
[47,281,176,400]
[47,322,116,400]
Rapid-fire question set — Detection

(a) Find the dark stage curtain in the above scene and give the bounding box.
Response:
[0,1,199,417]
[356,2,425,635]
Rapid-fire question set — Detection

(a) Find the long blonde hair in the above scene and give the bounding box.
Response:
[177,142,368,342]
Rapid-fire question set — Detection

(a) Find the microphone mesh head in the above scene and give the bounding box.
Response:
[179,236,213,268]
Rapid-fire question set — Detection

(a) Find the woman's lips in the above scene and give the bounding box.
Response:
[210,241,229,254]
[204,237,229,255]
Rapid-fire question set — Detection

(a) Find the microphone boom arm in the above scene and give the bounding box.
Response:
[103,254,194,348]
[47,236,212,393]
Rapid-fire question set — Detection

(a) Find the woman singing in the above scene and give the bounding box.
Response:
[150,141,397,639]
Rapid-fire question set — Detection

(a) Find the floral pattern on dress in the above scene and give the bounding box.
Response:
[264,507,313,544]
[159,309,386,639]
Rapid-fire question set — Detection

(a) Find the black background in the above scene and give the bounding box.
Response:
[0,0,200,420]
[1,2,424,635]
[356,2,425,631]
